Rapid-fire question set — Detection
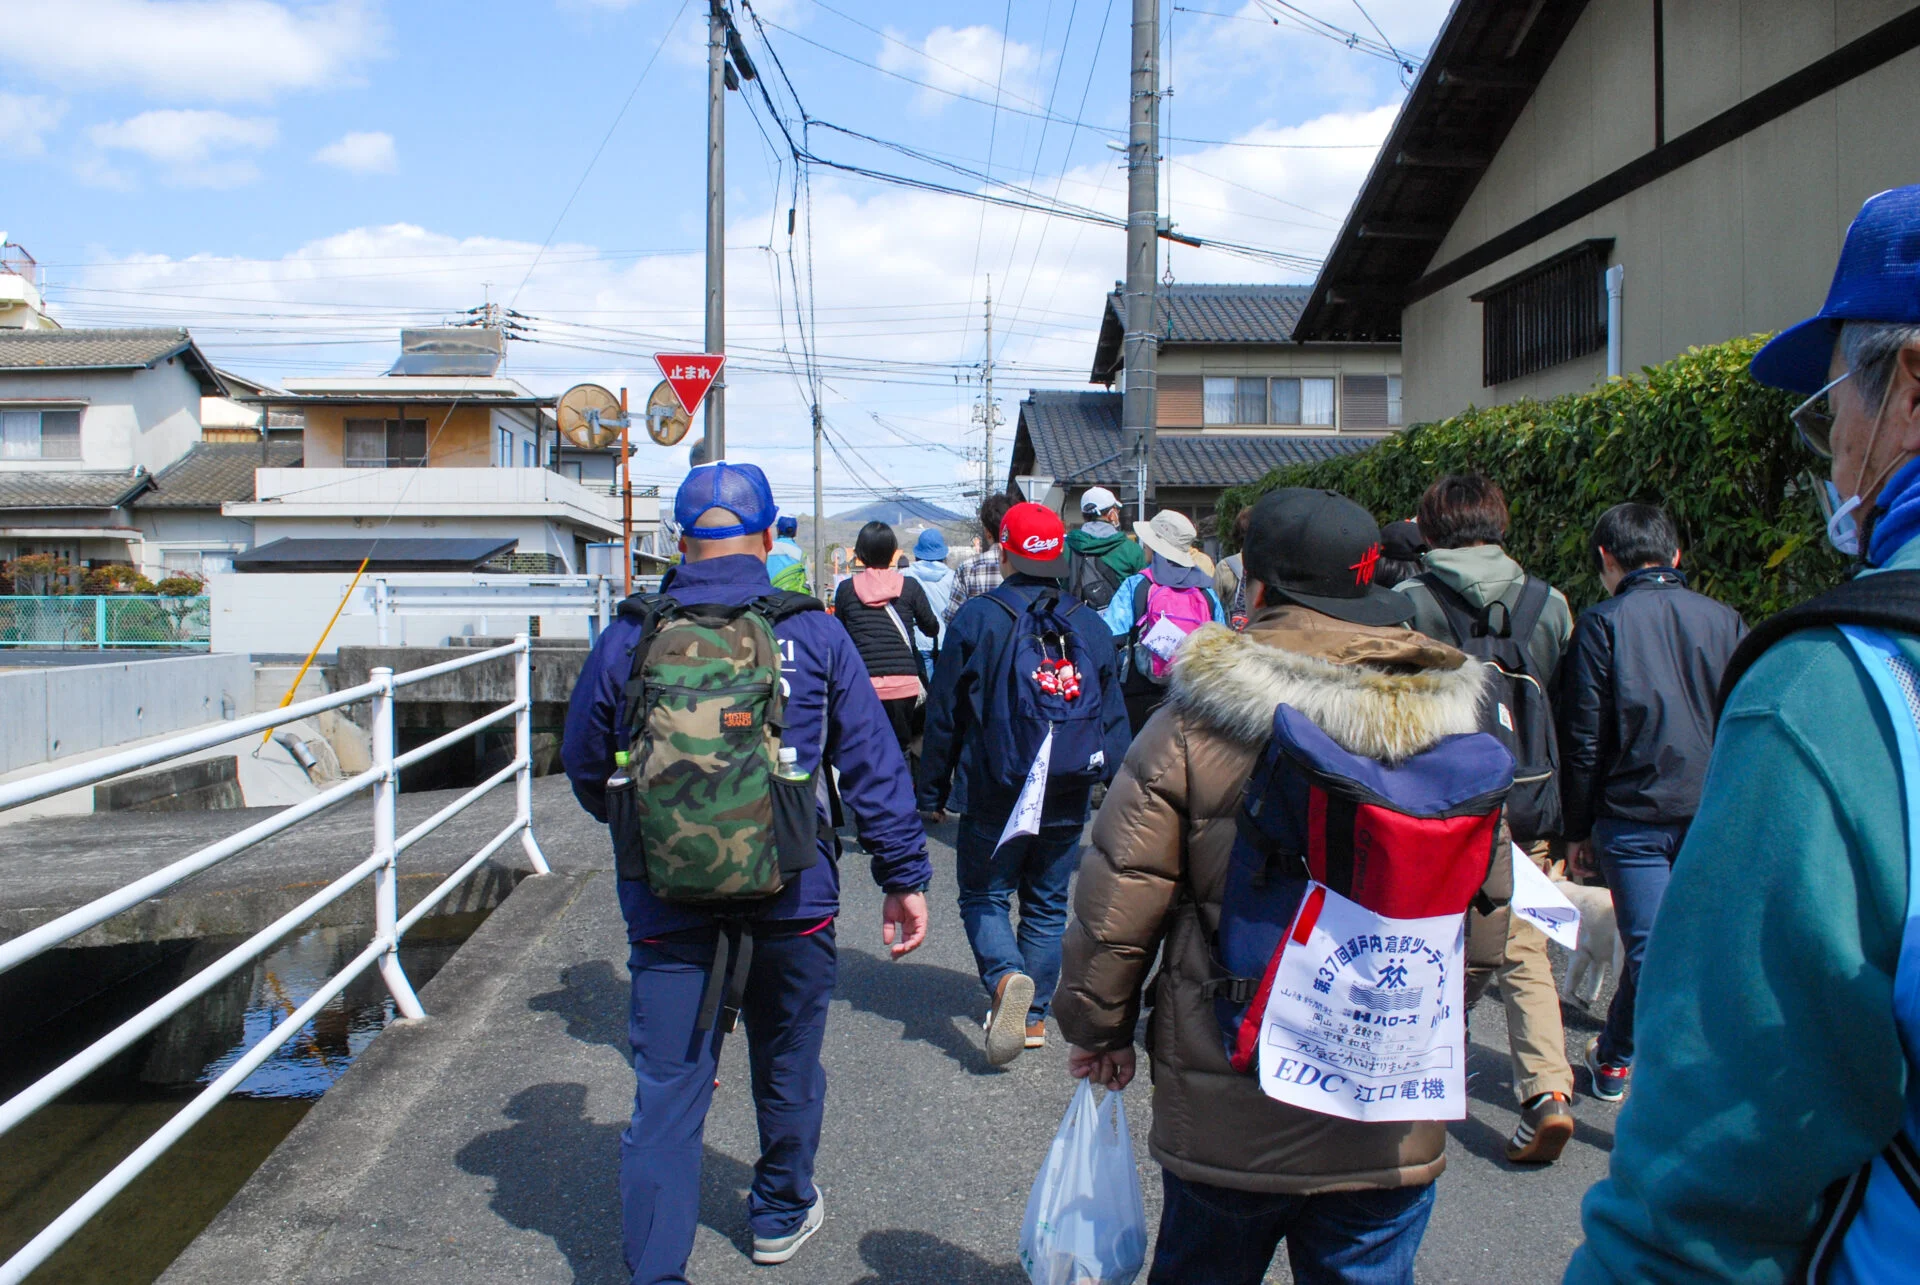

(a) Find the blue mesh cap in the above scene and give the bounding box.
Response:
[674,462,778,539]
[1753,185,1920,395]
[776,514,798,538]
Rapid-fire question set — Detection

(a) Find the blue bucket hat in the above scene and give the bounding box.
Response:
[913,528,948,561]
[1753,185,1920,396]
[675,462,777,539]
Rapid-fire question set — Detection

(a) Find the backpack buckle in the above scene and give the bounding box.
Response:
[1203,976,1255,1005]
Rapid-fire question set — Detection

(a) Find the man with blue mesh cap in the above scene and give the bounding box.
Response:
[564,461,931,1281]
[1570,186,1920,1281]
[768,512,809,593]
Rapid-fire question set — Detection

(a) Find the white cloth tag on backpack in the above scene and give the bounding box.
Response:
[1140,614,1188,661]
[1257,882,1467,1123]
[1509,842,1582,951]
[997,725,1053,850]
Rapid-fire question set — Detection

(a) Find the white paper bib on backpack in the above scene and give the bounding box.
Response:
[1256,883,1468,1123]
[1139,614,1189,661]
[996,726,1052,850]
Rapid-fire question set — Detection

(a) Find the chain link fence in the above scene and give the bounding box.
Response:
[0,596,212,649]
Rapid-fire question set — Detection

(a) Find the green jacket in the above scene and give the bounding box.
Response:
[1067,523,1148,579]
[1395,544,1573,679]
[1565,540,1916,1284]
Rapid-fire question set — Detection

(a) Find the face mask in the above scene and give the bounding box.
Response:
[1823,480,1863,557]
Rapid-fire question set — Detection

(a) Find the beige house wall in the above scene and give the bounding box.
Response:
[300,405,495,468]
[1403,0,1920,424]
[1154,341,1402,432]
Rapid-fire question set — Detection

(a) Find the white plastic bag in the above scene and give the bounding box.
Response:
[1019,1081,1148,1285]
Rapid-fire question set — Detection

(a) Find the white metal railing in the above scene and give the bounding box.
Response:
[357,573,664,646]
[0,636,550,1284]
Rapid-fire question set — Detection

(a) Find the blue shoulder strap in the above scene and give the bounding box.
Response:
[1838,626,1920,1063]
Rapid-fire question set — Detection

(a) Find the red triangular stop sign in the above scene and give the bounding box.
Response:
[653,352,726,416]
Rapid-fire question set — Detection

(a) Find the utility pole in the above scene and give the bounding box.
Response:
[1123,0,1161,522]
[981,280,995,500]
[705,0,728,460]
[811,402,825,599]
[619,386,633,599]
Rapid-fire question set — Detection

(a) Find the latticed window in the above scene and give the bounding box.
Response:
[1472,239,1613,387]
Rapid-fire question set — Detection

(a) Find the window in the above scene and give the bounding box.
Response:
[561,461,584,484]
[0,409,81,460]
[522,440,534,468]
[1340,376,1400,429]
[1472,238,1612,386]
[1203,377,1273,426]
[1268,377,1335,427]
[1388,376,1403,427]
[344,418,428,468]
[496,427,513,469]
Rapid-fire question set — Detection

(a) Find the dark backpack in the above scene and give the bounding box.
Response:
[976,584,1113,797]
[1208,704,1515,1074]
[1065,549,1125,610]
[604,590,823,904]
[1414,573,1562,843]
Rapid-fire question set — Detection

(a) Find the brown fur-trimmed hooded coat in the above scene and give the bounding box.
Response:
[1052,602,1509,1193]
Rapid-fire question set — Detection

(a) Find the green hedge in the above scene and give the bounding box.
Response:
[1219,335,1846,619]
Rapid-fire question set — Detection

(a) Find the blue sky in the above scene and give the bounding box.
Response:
[0,0,1447,511]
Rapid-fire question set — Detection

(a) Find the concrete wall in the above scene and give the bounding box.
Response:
[208,571,593,656]
[1402,0,1920,423]
[0,652,254,774]
[0,361,204,473]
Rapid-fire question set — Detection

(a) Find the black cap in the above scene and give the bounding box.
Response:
[1380,519,1427,562]
[1242,488,1414,627]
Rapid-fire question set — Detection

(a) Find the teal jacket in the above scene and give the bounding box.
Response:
[1565,541,1916,1283]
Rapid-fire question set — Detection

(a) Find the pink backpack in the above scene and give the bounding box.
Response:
[1128,571,1215,683]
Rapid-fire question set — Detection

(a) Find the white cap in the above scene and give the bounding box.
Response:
[1080,485,1120,517]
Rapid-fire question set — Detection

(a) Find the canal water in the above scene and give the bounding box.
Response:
[0,914,484,1284]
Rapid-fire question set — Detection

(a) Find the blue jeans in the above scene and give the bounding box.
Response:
[1593,816,1688,1066]
[954,814,1083,1023]
[1149,1171,1436,1285]
[620,924,835,1285]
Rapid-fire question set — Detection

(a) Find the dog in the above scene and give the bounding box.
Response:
[1554,878,1625,1008]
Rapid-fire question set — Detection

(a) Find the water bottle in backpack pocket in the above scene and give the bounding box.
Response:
[1127,574,1215,685]
[978,585,1111,797]
[1205,704,1514,1078]
[605,592,823,904]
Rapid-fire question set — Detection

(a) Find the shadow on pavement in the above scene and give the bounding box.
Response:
[834,947,997,1076]
[849,1229,1029,1285]
[529,959,630,1054]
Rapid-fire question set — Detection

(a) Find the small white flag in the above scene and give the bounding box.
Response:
[1509,842,1582,951]
[996,726,1053,850]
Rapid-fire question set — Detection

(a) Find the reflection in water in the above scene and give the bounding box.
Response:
[0,915,482,1285]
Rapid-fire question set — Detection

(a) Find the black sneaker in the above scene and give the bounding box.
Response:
[1585,1036,1630,1103]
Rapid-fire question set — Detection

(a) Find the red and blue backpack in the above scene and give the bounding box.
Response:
[1206,704,1515,1074]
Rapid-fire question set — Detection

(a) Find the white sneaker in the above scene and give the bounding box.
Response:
[751,1193,824,1265]
[985,972,1035,1066]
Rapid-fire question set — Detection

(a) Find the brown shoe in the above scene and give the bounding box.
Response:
[984,972,1034,1066]
[1025,1020,1047,1049]
[1506,1092,1575,1164]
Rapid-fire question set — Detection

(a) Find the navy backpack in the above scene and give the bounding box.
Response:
[1207,705,1515,1074]
[977,584,1112,796]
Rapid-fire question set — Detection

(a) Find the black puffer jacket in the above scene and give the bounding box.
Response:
[834,571,938,684]
[1556,567,1749,838]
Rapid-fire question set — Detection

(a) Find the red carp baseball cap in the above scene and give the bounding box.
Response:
[999,501,1070,578]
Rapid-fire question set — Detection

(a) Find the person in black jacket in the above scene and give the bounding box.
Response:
[1558,502,1748,1103]
[834,521,940,757]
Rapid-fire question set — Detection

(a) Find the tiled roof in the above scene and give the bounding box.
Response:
[1015,389,1375,490]
[0,328,227,393]
[135,441,302,509]
[1092,284,1318,380]
[0,469,152,510]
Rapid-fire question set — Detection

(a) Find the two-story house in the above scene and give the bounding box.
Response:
[0,327,232,574]
[1009,283,1401,545]
[229,327,652,574]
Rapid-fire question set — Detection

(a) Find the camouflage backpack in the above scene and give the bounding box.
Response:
[605,591,823,905]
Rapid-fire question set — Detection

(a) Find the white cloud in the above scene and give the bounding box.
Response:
[88,109,278,188]
[0,92,65,157]
[877,25,1044,112]
[314,130,396,175]
[0,0,383,103]
[55,107,1395,507]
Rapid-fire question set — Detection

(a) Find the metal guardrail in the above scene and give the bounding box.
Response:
[0,636,550,1284]
[0,595,211,649]
[357,574,663,646]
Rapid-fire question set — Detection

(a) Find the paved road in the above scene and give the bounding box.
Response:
[165,781,1619,1282]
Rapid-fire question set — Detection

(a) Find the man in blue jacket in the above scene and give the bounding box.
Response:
[563,462,931,1283]
[917,501,1130,1066]
[1567,187,1920,1282]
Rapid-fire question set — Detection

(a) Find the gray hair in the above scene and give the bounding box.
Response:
[1840,320,1920,409]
